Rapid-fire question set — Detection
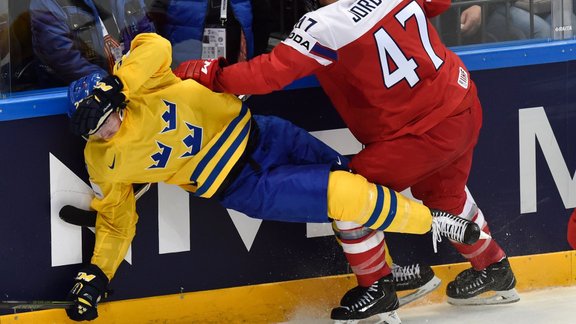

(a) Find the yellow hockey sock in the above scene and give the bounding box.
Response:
[327,171,432,234]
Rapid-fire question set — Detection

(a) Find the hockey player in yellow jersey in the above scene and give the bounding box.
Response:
[65,33,486,322]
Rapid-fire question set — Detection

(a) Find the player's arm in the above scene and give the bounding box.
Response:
[213,43,324,94]
[174,13,331,95]
[88,180,137,280]
[112,33,173,98]
[65,178,136,321]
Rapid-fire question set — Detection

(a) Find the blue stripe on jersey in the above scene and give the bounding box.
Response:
[364,185,385,228]
[311,43,337,61]
[194,120,251,197]
[378,188,398,230]
[190,103,249,186]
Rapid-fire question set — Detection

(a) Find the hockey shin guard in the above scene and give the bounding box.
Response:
[327,171,432,234]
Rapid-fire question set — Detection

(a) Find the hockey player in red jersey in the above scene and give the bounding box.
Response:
[174,0,520,321]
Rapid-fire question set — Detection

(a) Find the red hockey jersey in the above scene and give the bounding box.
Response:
[214,0,472,143]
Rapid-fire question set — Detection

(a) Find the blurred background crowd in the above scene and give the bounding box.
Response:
[0,0,574,95]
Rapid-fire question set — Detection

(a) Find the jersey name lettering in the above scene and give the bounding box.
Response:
[349,0,383,22]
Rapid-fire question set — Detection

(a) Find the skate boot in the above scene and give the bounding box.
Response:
[331,274,401,324]
[446,257,520,305]
[339,264,440,308]
[392,263,441,306]
[431,210,491,252]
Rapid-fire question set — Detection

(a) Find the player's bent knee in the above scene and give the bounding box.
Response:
[327,171,432,234]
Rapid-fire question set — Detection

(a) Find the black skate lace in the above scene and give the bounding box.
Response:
[392,264,420,282]
[431,210,469,253]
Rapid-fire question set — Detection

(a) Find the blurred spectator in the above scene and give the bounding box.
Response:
[29,0,155,87]
[0,6,8,75]
[438,1,551,46]
[1,1,38,94]
[514,0,576,38]
[501,1,551,38]
[149,0,271,67]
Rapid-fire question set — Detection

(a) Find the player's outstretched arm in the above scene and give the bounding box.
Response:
[173,57,228,90]
[66,264,109,322]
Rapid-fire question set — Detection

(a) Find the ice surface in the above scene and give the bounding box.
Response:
[282,285,576,323]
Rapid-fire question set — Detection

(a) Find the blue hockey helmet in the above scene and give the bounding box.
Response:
[67,71,106,118]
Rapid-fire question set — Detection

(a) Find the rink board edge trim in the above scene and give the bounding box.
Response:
[1,251,575,323]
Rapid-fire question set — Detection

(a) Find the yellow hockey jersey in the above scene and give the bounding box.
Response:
[84,33,251,279]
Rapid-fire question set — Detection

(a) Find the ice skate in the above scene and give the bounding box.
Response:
[431,210,491,252]
[338,264,439,308]
[331,274,401,324]
[447,257,520,305]
[392,263,441,306]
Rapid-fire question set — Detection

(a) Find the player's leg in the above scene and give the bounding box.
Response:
[338,86,492,314]
[218,115,483,322]
[414,174,518,305]
[329,221,398,322]
[410,97,519,305]
[219,115,466,231]
[332,222,441,307]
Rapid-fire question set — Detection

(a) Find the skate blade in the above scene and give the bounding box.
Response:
[447,288,520,306]
[479,231,492,240]
[398,276,442,307]
[333,310,402,324]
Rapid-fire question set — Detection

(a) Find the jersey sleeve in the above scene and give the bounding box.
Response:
[89,179,137,280]
[422,0,451,17]
[213,11,336,95]
[214,43,324,94]
[214,10,348,95]
[113,33,174,99]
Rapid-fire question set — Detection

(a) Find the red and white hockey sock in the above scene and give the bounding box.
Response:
[334,221,391,287]
[450,197,506,270]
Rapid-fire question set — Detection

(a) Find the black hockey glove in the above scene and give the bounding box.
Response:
[66,264,109,322]
[69,75,126,137]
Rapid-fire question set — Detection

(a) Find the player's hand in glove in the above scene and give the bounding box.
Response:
[69,75,126,137]
[173,57,228,90]
[66,264,109,321]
